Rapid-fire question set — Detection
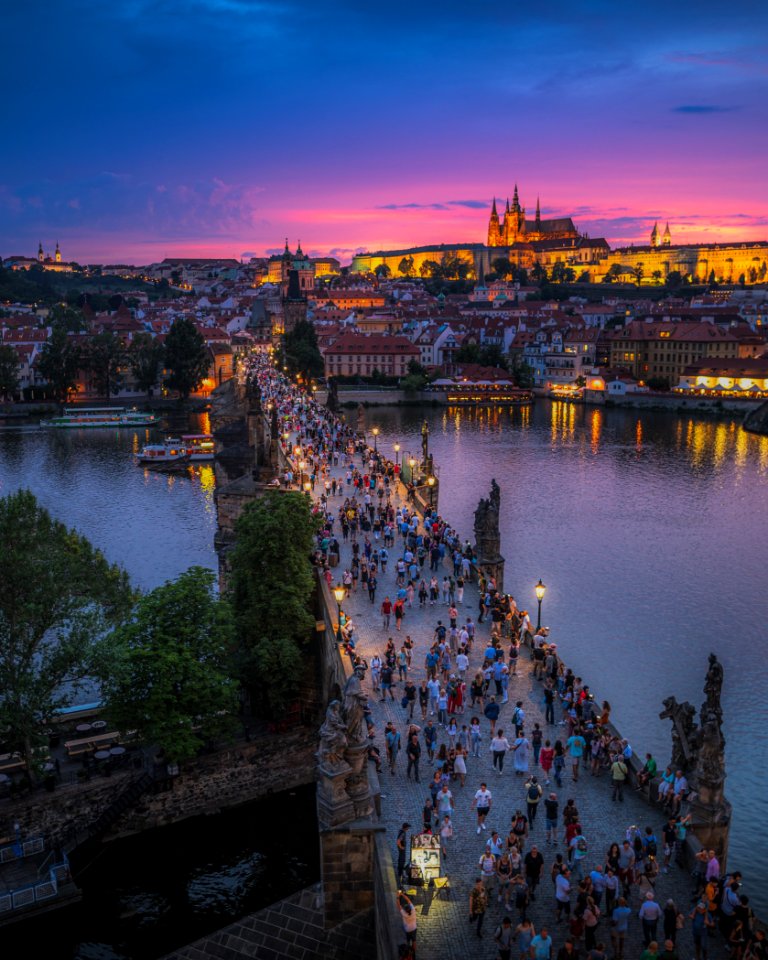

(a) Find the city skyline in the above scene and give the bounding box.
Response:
[2,1,767,263]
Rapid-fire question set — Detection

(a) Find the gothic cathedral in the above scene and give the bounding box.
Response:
[487,185,579,246]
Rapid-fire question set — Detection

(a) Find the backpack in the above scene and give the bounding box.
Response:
[513,708,522,726]
[577,836,588,853]
[646,838,657,857]
[528,783,540,802]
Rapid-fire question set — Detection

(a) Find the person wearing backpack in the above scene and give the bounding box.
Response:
[525,775,543,824]
[494,915,514,960]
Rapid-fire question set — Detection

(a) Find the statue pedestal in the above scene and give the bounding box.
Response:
[477,554,505,595]
[344,743,372,819]
[317,762,354,829]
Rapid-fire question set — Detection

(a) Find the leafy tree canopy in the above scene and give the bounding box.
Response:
[0,491,133,768]
[228,490,321,717]
[0,344,19,400]
[101,567,238,764]
[164,317,210,399]
[283,319,324,382]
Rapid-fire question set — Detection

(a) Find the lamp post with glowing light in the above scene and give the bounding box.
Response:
[393,442,401,467]
[409,457,416,485]
[427,475,436,508]
[535,579,546,632]
[333,584,345,646]
[372,426,379,453]
[304,480,312,498]
[299,460,306,488]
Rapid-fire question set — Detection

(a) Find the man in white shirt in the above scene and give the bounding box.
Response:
[456,650,469,678]
[427,677,440,716]
[473,782,493,834]
[555,868,571,921]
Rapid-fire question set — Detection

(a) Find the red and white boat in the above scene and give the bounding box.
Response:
[137,434,214,464]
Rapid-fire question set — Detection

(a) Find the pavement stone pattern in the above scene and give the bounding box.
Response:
[304,439,726,960]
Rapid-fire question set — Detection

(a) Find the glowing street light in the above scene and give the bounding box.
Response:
[427,475,436,508]
[394,442,401,466]
[372,426,379,452]
[333,584,346,645]
[535,579,547,632]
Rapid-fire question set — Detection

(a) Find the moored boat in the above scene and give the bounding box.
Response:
[137,434,213,463]
[41,407,159,428]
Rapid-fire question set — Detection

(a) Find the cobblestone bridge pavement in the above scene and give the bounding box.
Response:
[302,444,725,960]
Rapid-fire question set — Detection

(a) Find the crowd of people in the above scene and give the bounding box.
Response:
[246,359,758,960]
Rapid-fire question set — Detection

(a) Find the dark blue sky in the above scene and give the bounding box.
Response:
[2,1,767,261]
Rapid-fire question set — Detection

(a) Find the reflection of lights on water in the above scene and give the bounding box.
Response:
[590,409,603,454]
[635,419,643,451]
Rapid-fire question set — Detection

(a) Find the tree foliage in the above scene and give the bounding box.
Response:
[455,342,509,370]
[84,331,126,398]
[164,317,210,399]
[130,333,165,396]
[37,325,82,403]
[398,256,415,277]
[0,491,133,769]
[101,567,238,764]
[283,319,324,382]
[0,344,19,400]
[227,490,320,717]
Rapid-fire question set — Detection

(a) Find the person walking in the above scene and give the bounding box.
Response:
[491,729,511,774]
[385,724,401,773]
[469,876,489,939]
[525,776,543,825]
[639,891,663,947]
[611,897,632,960]
[524,844,545,901]
[530,926,553,960]
[544,792,559,845]
[473,782,493,834]
[484,696,501,735]
[406,733,421,782]
[494,916,515,960]
[380,596,392,629]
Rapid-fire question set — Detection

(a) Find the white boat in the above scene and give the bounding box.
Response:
[42,407,159,428]
[137,434,214,464]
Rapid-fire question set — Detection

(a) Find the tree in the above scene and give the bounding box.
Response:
[510,357,534,389]
[491,257,513,279]
[665,271,683,290]
[101,567,238,764]
[164,317,210,399]
[228,491,320,717]
[398,256,415,277]
[49,303,87,333]
[0,344,19,400]
[129,333,165,396]
[531,262,548,284]
[603,263,624,284]
[651,270,663,284]
[632,263,645,286]
[283,319,324,382]
[37,325,81,403]
[420,259,441,279]
[373,264,391,279]
[0,491,133,772]
[85,331,126,399]
[647,376,671,392]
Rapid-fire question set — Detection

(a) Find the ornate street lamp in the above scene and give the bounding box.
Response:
[409,457,416,484]
[427,475,436,508]
[394,442,401,467]
[299,459,306,487]
[303,480,312,496]
[372,426,379,452]
[333,584,345,646]
[535,579,546,632]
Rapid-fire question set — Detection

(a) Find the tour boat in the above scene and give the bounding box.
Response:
[137,434,214,464]
[42,407,159,428]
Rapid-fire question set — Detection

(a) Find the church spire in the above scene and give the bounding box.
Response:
[512,183,520,212]
[535,196,541,225]
[650,221,660,247]
[491,196,498,216]
[662,222,671,246]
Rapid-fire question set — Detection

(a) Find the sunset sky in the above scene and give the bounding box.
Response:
[2,1,767,264]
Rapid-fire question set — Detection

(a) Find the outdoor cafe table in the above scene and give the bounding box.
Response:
[75,723,92,733]
[91,721,107,730]
[93,750,111,761]
[109,747,126,757]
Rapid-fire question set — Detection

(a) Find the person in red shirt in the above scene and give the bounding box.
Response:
[381,596,392,629]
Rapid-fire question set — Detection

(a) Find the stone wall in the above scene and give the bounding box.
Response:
[373,831,405,960]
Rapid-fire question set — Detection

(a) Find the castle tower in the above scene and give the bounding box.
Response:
[38,242,44,262]
[650,222,660,248]
[55,241,61,263]
[487,197,501,246]
[662,223,671,247]
[506,184,526,244]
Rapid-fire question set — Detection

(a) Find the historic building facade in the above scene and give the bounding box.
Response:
[486,186,579,246]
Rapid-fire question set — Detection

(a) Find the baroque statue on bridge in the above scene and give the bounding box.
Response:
[317,700,349,771]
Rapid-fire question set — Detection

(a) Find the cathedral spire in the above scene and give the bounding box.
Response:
[512,183,520,212]
[491,196,498,216]
[651,221,660,247]
[662,222,671,246]
[535,196,541,225]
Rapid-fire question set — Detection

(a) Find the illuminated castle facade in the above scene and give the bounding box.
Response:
[487,185,579,246]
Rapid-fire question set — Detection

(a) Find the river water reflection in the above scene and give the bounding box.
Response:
[352,401,768,912]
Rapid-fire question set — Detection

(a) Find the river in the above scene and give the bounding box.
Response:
[1,402,766,920]
[351,400,768,914]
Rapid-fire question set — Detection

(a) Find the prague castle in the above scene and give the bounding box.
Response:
[487,185,579,246]
[351,185,768,286]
